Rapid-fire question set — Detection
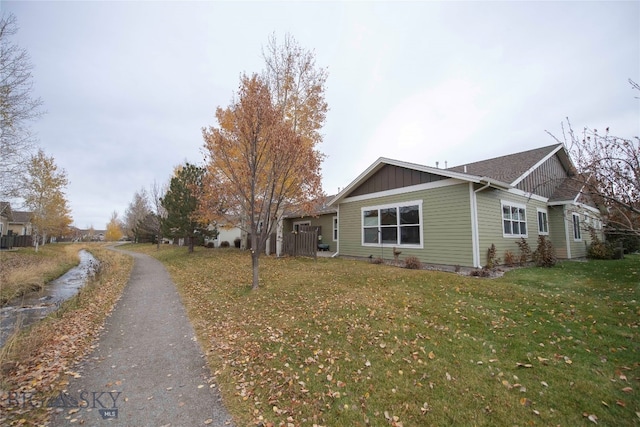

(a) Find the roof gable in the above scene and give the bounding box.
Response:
[329,158,511,206]
[447,144,570,185]
[348,164,448,197]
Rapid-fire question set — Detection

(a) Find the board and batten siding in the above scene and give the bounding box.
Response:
[338,182,474,266]
[474,188,548,265]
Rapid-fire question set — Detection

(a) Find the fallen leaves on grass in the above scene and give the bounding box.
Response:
[130,246,640,427]
[0,246,132,426]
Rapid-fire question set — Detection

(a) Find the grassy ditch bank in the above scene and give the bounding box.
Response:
[130,244,639,427]
[0,244,133,426]
[0,244,81,306]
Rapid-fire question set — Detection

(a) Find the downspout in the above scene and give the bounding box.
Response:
[471,181,492,268]
[331,205,340,257]
[564,205,572,259]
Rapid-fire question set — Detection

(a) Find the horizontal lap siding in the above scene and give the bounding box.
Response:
[475,189,548,266]
[338,183,474,266]
[284,214,337,252]
[548,206,568,258]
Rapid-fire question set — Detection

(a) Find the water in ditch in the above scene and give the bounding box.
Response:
[0,249,99,348]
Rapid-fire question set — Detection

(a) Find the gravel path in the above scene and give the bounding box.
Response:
[49,249,234,426]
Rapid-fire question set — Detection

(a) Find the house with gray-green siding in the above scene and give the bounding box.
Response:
[328,144,603,268]
[282,196,338,252]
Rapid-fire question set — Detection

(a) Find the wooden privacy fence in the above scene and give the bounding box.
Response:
[0,234,32,249]
[283,226,318,259]
[13,235,33,247]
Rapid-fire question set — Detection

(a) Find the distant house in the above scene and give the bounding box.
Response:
[0,202,13,238]
[328,144,603,268]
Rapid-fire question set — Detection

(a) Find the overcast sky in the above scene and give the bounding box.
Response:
[4,1,638,229]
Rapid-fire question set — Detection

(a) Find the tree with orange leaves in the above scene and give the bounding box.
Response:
[201,73,324,290]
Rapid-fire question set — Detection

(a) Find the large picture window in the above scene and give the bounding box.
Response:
[502,201,527,237]
[362,201,422,247]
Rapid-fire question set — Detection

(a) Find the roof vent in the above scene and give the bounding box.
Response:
[436,161,439,169]
[463,165,467,173]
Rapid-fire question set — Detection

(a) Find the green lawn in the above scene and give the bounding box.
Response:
[132,245,639,427]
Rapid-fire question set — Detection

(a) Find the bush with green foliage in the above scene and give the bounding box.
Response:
[533,235,557,267]
[404,256,422,269]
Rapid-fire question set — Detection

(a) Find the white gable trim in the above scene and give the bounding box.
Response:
[548,200,601,215]
[328,157,511,206]
[504,187,549,203]
[340,178,462,204]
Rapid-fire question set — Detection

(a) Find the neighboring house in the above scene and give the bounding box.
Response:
[8,211,33,236]
[0,202,13,237]
[282,195,338,252]
[328,144,603,268]
[204,220,243,248]
[216,225,242,247]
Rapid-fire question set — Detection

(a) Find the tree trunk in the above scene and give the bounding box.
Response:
[188,236,194,253]
[251,232,259,289]
[251,250,259,290]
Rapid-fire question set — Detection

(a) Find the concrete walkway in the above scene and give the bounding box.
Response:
[49,249,234,426]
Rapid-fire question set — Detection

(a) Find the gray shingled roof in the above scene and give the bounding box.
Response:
[447,143,563,185]
[284,195,337,218]
[549,175,593,204]
[10,211,32,224]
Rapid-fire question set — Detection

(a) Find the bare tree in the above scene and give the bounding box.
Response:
[124,188,151,243]
[547,80,640,239]
[0,13,43,201]
[262,32,328,147]
[149,179,167,248]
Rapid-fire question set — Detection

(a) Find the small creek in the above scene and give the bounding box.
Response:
[0,249,99,348]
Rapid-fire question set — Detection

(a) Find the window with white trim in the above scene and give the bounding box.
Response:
[572,213,581,241]
[293,221,310,233]
[537,208,548,235]
[332,216,338,241]
[502,201,527,237]
[362,201,422,247]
